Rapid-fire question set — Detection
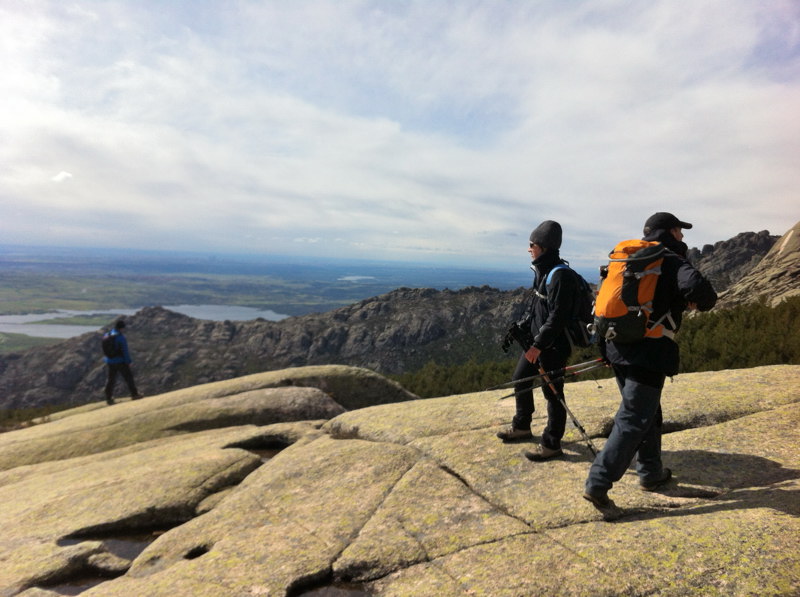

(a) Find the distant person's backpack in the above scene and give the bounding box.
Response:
[101,332,122,358]
[538,264,595,348]
[592,240,674,343]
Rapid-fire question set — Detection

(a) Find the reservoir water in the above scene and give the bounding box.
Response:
[0,306,289,339]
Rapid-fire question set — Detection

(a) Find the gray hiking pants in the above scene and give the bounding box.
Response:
[585,364,666,493]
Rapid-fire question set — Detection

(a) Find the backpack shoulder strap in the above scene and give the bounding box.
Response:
[535,263,570,298]
[545,263,570,286]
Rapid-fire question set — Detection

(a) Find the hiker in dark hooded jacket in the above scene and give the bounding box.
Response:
[583,212,717,509]
[497,220,582,462]
[103,319,142,405]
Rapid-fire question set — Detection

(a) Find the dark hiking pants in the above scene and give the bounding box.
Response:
[105,363,139,399]
[512,348,568,449]
[585,364,666,493]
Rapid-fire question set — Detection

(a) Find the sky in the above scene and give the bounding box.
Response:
[1,0,799,271]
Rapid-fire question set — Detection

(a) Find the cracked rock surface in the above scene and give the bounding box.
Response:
[1,364,799,596]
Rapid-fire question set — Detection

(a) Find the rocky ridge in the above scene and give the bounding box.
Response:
[714,221,800,308]
[687,230,778,293]
[0,286,529,411]
[0,363,798,596]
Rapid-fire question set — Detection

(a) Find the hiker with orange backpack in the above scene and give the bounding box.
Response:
[583,212,717,509]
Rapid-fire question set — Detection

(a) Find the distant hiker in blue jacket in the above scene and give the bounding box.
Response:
[103,319,142,405]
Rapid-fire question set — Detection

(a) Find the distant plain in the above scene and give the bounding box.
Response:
[0,245,533,352]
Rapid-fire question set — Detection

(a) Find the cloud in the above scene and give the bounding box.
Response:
[51,171,73,182]
[0,0,798,270]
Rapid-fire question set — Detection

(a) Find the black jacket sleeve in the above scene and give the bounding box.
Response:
[678,261,717,312]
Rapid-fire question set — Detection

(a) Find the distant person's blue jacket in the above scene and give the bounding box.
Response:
[103,329,132,365]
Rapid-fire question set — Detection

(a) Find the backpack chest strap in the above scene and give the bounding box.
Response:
[645,312,677,340]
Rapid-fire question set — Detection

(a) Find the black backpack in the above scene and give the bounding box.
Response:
[101,332,122,358]
[539,264,595,349]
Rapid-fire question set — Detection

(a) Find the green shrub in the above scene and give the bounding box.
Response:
[397,297,800,398]
[678,295,800,372]
[0,404,71,432]
[392,349,611,399]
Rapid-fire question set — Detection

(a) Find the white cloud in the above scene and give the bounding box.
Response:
[0,0,798,270]
[51,171,72,182]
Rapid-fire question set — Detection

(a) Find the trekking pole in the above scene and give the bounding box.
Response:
[538,365,599,457]
[496,361,606,400]
[485,357,605,392]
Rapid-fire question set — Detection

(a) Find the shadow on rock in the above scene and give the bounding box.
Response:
[666,449,800,490]
[629,483,800,524]
[613,450,800,524]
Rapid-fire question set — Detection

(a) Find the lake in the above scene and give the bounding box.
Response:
[0,305,290,339]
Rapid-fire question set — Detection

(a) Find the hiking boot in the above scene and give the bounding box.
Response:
[131,394,144,400]
[105,397,115,405]
[496,426,533,442]
[582,489,611,509]
[640,468,673,491]
[524,445,564,462]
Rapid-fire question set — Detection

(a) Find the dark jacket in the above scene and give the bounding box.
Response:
[528,249,578,357]
[103,329,132,365]
[606,229,717,375]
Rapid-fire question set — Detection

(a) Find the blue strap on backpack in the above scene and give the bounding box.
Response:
[534,263,570,299]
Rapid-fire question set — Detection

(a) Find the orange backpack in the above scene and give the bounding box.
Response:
[592,240,674,343]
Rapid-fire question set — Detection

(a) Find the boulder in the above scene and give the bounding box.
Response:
[0,365,415,471]
[0,426,273,596]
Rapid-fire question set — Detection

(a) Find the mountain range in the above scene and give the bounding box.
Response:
[1,222,797,412]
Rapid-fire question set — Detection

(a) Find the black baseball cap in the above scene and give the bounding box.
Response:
[643,212,693,235]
